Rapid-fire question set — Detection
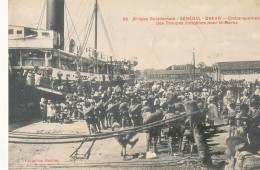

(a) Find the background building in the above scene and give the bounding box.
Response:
[143,64,201,82]
[212,61,260,81]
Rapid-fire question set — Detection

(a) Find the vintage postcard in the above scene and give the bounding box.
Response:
[8,0,260,169]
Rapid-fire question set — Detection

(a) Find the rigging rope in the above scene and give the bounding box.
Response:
[9,113,189,143]
[97,3,115,58]
[77,0,93,37]
[65,2,82,46]
[81,10,95,56]
[99,0,118,57]
[64,0,91,45]
[37,0,47,30]
[70,0,85,27]
[65,9,71,50]
[8,108,230,145]
[78,6,94,38]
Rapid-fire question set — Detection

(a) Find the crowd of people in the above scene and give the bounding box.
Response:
[37,77,260,167]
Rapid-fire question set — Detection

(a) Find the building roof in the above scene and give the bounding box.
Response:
[170,64,193,67]
[146,68,200,75]
[202,66,213,72]
[215,60,260,70]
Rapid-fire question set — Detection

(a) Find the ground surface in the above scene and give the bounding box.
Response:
[9,118,228,169]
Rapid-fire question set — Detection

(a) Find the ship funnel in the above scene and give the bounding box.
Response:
[46,0,64,50]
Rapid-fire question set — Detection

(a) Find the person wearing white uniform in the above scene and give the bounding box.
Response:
[34,73,42,87]
[254,86,260,96]
[47,100,55,123]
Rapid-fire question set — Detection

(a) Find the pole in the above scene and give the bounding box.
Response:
[106,56,109,74]
[97,52,99,73]
[80,56,82,71]
[193,48,195,81]
[110,56,113,79]
[76,47,79,71]
[94,0,98,74]
[129,60,131,75]
[80,46,83,71]
[217,66,219,82]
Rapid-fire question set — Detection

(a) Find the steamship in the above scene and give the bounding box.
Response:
[8,0,137,122]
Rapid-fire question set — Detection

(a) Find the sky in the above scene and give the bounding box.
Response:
[8,0,260,70]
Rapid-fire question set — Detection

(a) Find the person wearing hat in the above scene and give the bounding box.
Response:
[59,103,66,123]
[91,97,102,133]
[65,76,71,93]
[119,102,129,128]
[142,96,154,113]
[49,75,55,91]
[228,103,237,137]
[106,86,112,97]
[98,85,103,93]
[142,100,152,114]
[206,96,219,128]
[143,111,163,154]
[142,96,164,154]
[174,97,185,115]
[70,101,77,119]
[184,99,212,167]
[26,70,32,86]
[83,102,96,135]
[247,96,260,126]
[95,95,106,130]
[181,118,195,157]
[39,98,47,123]
[235,103,249,127]
[34,72,42,87]
[129,98,142,127]
[67,101,73,117]
[106,101,120,131]
[153,97,164,144]
[254,85,260,96]
[201,88,209,100]
[100,93,109,129]
[75,101,83,119]
[243,96,260,156]
[111,122,139,160]
[162,109,180,155]
[153,98,160,111]
[55,103,61,122]
[106,102,114,129]
[240,92,250,105]
[160,102,168,115]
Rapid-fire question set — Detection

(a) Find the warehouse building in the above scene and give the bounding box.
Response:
[212,60,260,81]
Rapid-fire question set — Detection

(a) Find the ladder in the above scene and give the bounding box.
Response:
[70,138,96,160]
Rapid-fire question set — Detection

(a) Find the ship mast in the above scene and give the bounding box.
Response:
[94,0,98,73]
